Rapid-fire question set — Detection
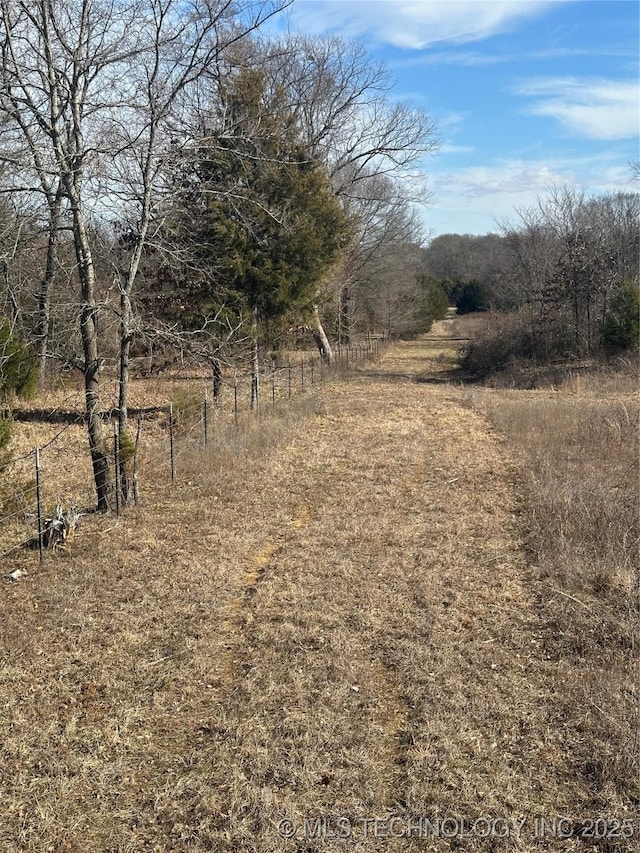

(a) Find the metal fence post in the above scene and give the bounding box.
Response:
[233,374,238,427]
[169,402,175,481]
[203,391,208,447]
[35,447,43,564]
[113,421,120,516]
[133,418,142,505]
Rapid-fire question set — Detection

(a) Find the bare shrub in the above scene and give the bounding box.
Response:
[460,308,575,378]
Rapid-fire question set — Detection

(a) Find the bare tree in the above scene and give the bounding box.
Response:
[103,2,291,438]
[0,1,149,508]
[501,186,639,356]
[260,35,439,357]
[342,179,426,338]
[0,0,290,509]
[0,108,64,383]
[530,187,638,354]
[264,36,437,193]
[0,195,30,327]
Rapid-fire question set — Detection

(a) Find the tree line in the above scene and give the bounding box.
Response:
[421,185,639,374]
[0,0,439,509]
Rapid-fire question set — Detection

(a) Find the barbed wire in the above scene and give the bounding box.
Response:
[0,447,36,473]
[1,338,387,563]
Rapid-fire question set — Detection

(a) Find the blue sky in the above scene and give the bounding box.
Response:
[284,0,639,237]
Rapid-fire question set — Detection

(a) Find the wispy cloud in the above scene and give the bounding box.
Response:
[440,144,476,154]
[425,153,637,235]
[291,1,566,50]
[514,77,640,140]
[392,46,598,69]
[394,49,506,67]
[435,111,468,132]
[431,160,568,199]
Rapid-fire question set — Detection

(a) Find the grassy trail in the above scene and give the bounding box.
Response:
[1,317,634,851]
[185,322,590,850]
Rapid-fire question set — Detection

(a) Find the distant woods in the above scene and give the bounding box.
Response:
[420,186,639,375]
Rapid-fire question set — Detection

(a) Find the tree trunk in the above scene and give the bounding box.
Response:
[118,287,132,435]
[572,276,581,357]
[117,287,134,505]
[338,285,351,346]
[212,357,222,401]
[36,185,63,386]
[67,183,110,512]
[312,305,333,365]
[83,318,110,513]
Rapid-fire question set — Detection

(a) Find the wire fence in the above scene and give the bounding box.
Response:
[1,336,386,568]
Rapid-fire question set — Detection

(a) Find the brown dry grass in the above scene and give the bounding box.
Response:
[466,364,639,825]
[0,352,338,555]
[0,316,637,851]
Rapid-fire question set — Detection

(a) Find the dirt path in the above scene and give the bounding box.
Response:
[0,318,604,851]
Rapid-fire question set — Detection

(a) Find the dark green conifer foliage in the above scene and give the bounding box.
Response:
[169,68,353,333]
[0,319,36,462]
[601,281,640,352]
[0,319,36,401]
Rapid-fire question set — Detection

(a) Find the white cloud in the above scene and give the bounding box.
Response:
[439,144,476,154]
[391,45,596,69]
[395,49,505,67]
[291,1,564,49]
[423,161,565,235]
[431,160,567,200]
[424,154,636,235]
[515,77,640,140]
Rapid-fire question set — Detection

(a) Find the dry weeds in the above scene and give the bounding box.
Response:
[471,364,639,826]
[0,316,637,851]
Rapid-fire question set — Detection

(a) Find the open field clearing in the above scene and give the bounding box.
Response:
[1,315,637,852]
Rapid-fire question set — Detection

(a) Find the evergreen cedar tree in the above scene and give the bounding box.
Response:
[163,69,353,334]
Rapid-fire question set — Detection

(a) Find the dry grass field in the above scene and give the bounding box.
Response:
[0,314,637,852]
